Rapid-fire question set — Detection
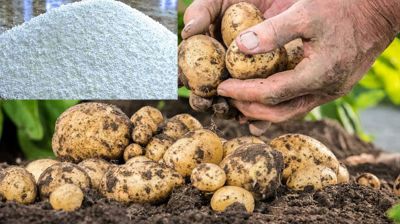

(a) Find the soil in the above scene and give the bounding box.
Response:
[0,99,399,224]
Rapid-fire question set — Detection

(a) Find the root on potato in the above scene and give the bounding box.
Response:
[0,166,37,204]
[49,184,84,212]
[210,186,254,213]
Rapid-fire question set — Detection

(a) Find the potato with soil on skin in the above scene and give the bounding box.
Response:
[52,102,131,162]
[125,156,153,165]
[162,114,203,141]
[223,136,265,158]
[25,158,59,183]
[78,158,111,190]
[145,134,174,161]
[337,164,350,184]
[284,38,304,70]
[210,186,254,213]
[38,162,91,198]
[0,166,37,204]
[189,92,213,112]
[220,143,283,198]
[179,35,228,98]
[356,173,381,189]
[269,134,340,181]
[131,106,164,145]
[163,129,223,177]
[123,143,145,162]
[49,184,84,212]
[394,175,400,196]
[221,2,264,47]
[100,160,184,203]
[286,165,337,190]
[191,163,226,192]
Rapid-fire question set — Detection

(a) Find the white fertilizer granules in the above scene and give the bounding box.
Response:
[0,0,177,99]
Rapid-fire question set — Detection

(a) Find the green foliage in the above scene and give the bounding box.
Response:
[387,203,400,223]
[178,87,190,98]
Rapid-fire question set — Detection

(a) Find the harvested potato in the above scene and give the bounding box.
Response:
[248,120,271,137]
[356,173,381,189]
[221,2,264,47]
[164,129,223,176]
[189,92,213,112]
[226,41,287,80]
[131,106,164,145]
[49,184,84,211]
[179,35,228,97]
[394,175,400,196]
[38,162,91,198]
[163,114,203,140]
[223,136,265,158]
[125,156,153,165]
[269,134,340,181]
[220,144,283,198]
[25,159,59,183]
[284,38,304,70]
[145,134,174,161]
[211,186,254,213]
[0,166,37,204]
[286,165,337,190]
[100,160,184,203]
[123,143,144,162]
[191,163,226,192]
[337,164,350,184]
[52,102,131,162]
[78,159,111,190]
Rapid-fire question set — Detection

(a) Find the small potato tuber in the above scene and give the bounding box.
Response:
[78,158,111,190]
[189,92,213,112]
[223,136,265,158]
[49,184,84,212]
[337,164,350,184]
[284,38,304,70]
[210,186,254,213]
[286,165,337,191]
[394,175,400,196]
[145,134,174,161]
[356,173,381,189]
[25,159,59,183]
[131,106,164,145]
[0,166,37,204]
[123,143,145,162]
[248,121,271,137]
[191,163,226,192]
[163,114,203,140]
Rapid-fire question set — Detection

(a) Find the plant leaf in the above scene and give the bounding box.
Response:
[17,130,54,160]
[354,90,385,110]
[387,203,400,223]
[0,102,3,140]
[178,87,190,98]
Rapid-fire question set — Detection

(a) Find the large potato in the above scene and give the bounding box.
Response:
[210,186,254,213]
[25,159,59,183]
[131,106,164,145]
[164,129,223,177]
[191,163,226,192]
[0,166,37,204]
[223,136,265,158]
[163,114,202,140]
[286,165,337,190]
[52,102,131,162]
[179,35,228,97]
[220,144,283,198]
[78,158,111,190]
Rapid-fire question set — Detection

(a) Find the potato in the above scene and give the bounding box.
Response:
[25,159,59,183]
[221,2,264,47]
[269,134,340,181]
[223,136,265,158]
[164,129,223,177]
[145,134,174,161]
[78,158,111,190]
[356,173,380,189]
[210,186,254,213]
[100,160,184,203]
[286,165,337,190]
[394,175,400,196]
[38,162,91,198]
[123,143,145,162]
[49,184,84,211]
[191,163,226,192]
[178,35,228,97]
[0,166,37,204]
[131,106,164,145]
[189,92,213,112]
[284,38,304,70]
[52,102,131,162]
[226,41,287,80]
[220,144,283,198]
[337,164,350,184]
[125,156,153,165]
[163,114,203,140]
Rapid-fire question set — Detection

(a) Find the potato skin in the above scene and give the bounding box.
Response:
[52,103,131,162]
[191,163,226,192]
[25,159,59,183]
[337,164,350,184]
[131,106,164,145]
[163,114,203,141]
[123,143,145,162]
[78,158,111,190]
[356,173,381,189]
[211,186,254,213]
[284,38,304,70]
[394,175,400,196]
[49,184,84,211]
[189,92,213,112]
[125,156,153,165]
[145,134,174,161]
[223,136,265,158]
[179,35,228,97]
[286,165,337,191]
[0,166,37,204]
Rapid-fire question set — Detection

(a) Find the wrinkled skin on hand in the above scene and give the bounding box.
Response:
[182,0,400,122]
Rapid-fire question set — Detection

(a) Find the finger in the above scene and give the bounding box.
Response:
[263,0,297,18]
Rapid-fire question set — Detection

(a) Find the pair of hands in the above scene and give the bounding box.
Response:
[182,0,400,123]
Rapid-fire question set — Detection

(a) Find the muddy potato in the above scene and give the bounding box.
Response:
[269,134,340,181]
[164,129,223,177]
[52,103,131,162]
[189,92,213,112]
[163,114,203,140]
[286,165,337,191]
[123,143,144,161]
[145,134,174,161]
[191,163,226,192]
[394,175,400,196]
[49,184,84,211]
[78,159,110,190]
[221,2,264,47]
[25,159,59,183]
[356,173,381,189]
[223,136,265,158]
[284,38,304,70]
[220,144,283,198]
[100,160,184,203]
[211,186,254,213]
[337,164,350,184]
[131,106,164,145]
[178,35,227,97]
[38,162,91,198]
[0,166,37,204]
[125,156,153,165]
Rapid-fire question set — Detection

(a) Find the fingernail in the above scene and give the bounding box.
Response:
[240,31,259,50]
[183,19,195,32]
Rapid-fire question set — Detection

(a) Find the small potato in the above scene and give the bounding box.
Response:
[284,38,304,70]
[223,136,265,158]
[52,102,131,162]
[78,159,111,190]
[394,175,400,196]
[286,165,337,191]
[191,163,226,192]
[164,129,223,177]
[220,144,283,198]
[189,92,213,112]
[145,134,174,161]
[131,106,164,145]
[123,143,145,162]
[25,159,59,183]
[163,114,203,141]
[38,162,91,198]
[211,186,254,213]
[356,173,381,189]
[179,35,228,97]
[221,2,264,47]
[337,164,350,184]
[0,166,37,204]
[49,184,84,212]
